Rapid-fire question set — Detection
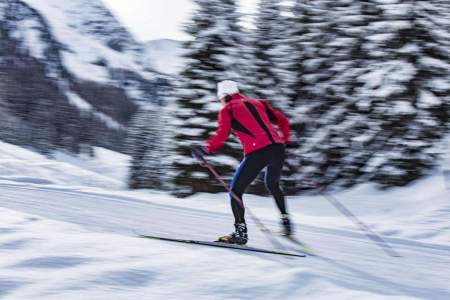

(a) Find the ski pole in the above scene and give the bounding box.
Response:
[321,191,401,258]
[194,154,288,252]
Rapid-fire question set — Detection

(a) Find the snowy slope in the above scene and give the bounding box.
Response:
[10,0,156,85]
[145,39,186,75]
[442,135,450,189]
[0,140,449,299]
[0,140,129,189]
[1,0,170,137]
[1,184,449,300]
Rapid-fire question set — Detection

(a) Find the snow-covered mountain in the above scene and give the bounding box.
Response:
[0,0,171,153]
[145,39,186,75]
[2,0,167,98]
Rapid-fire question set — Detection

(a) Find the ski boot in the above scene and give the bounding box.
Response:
[281,214,293,236]
[217,223,248,245]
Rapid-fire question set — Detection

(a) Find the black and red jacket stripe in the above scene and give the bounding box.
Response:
[206,93,291,156]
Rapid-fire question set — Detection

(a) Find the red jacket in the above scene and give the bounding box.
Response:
[206,93,291,156]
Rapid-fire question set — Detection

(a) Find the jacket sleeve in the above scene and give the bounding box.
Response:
[261,101,292,143]
[205,106,232,154]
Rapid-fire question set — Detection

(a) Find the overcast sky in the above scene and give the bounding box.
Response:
[100,0,259,42]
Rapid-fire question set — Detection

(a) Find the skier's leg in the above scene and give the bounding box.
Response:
[265,145,293,235]
[265,164,287,215]
[264,145,287,215]
[230,154,266,224]
[218,154,266,244]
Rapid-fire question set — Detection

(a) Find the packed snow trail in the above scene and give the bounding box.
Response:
[0,183,449,299]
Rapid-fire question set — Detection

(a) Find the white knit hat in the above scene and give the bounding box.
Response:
[217,80,239,99]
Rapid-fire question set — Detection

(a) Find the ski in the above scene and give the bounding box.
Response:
[138,234,306,257]
[282,235,316,256]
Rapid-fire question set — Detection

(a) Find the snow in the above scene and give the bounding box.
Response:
[366,33,395,43]
[393,101,416,114]
[208,155,240,167]
[5,0,167,131]
[64,91,124,130]
[358,61,417,98]
[93,111,124,130]
[65,91,92,111]
[351,133,373,144]
[11,19,46,60]
[369,21,411,31]
[50,147,130,185]
[441,135,450,188]
[0,140,450,299]
[374,0,400,4]
[62,51,111,84]
[379,4,412,17]
[187,117,211,125]
[429,78,450,92]
[418,90,442,108]
[0,1,5,18]
[0,140,128,189]
[419,57,450,70]
[145,39,186,75]
[19,0,158,85]
[364,155,387,173]
[178,128,206,137]
[397,43,420,54]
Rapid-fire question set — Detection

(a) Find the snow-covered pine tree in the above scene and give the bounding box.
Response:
[248,0,291,105]
[256,4,292,192]
[127,107,165,189]
[281,0,319,192]
[291,0,382,189]
[286,0,348,190]
[28,82,57,155]
[0,67,24,145]
[288,0,450,190]
[215,0,244,81]
[352,0,450,186]
[278,0,310,192]
[171,0,245,196]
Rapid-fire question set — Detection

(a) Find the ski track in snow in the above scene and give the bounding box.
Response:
[0,183,449,300]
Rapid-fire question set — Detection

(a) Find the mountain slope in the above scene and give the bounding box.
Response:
[0,0,171,153]
[4,0,162,94]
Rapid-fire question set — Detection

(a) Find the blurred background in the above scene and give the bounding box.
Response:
[1,0,449,197]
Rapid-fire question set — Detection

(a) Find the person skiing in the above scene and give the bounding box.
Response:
[192,80,293,245]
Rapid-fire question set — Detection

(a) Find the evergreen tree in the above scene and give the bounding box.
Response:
[294,0,377,188]
[127,107,165,189]
[248,0,291,105]
[172,0,245,196]
[352,0,450,186]
[287,0,343,190]
[0,69,24,145]
[293,0,450,189]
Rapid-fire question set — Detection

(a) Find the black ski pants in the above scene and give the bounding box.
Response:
[230,143,287,224]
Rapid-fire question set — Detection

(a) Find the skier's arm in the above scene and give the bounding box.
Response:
[205,106,232,154]
[261,101,292,143]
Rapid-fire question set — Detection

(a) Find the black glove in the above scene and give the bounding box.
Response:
[191,146,208,161]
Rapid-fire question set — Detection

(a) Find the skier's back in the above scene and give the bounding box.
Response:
[193,80,293,245]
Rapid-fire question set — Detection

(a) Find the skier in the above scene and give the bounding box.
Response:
[192,80,293,245]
